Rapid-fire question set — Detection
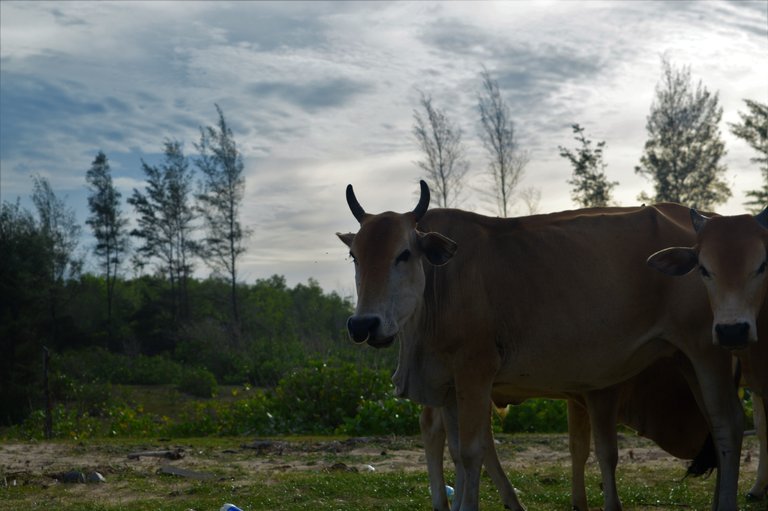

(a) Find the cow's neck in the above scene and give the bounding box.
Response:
[391,273,454,407]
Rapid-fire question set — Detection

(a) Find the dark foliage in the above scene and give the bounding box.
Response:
[0,200,385,426]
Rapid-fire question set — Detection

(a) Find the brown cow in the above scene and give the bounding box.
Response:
[426,208,767,510]
[338,181,743,510]
[423,352,716,511]
[648,209,768,500]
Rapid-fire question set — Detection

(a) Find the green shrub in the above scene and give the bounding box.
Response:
[8,404,102,440]
[340,397,421,436]
[742,388,755,430]
[272,359,392,434]
[126,355,184,384]
[220,391,279,435]
[177,367,218,398]
[55,348,184,385]
[502,399,568,433]
[106,403,165,437]
[167,390,278,437]
[4,359,430,439]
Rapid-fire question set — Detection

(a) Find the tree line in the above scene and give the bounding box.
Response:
[2,59,766,429]
[414,57,767,214]
[0,106,376,427]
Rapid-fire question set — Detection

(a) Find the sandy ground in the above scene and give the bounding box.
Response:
[1,432,762,484]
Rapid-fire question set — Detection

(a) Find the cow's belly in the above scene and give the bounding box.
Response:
[495,336,676,395]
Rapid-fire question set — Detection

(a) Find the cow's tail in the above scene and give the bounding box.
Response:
[685,359,743,478]
[685,434,716,477]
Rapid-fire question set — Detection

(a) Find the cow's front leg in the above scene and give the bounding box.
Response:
[441,402,526,511]
[451,374,494,511]
[421,406,451,511]
[747,393,768,500]
[481,418,526,511]
[686,353,744,511]
[441,400,464,511]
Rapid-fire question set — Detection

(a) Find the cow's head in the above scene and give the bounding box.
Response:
[336,180,457,348]
[647,208,768,349]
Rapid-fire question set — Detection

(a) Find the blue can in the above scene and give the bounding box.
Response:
[220,505,243,511]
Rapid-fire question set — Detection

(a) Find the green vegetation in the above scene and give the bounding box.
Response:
[0,231,399,428]
[501,399,568,434]
[3,359,414,440]
[1,435,764,511]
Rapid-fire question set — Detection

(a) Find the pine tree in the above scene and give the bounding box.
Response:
[729,99,768,213]
[31,175,82,349]
[635,58,730,209]
[86,151,128,348]
[128,140,197,324]
[195,105,249,332]
[559,124,618,208]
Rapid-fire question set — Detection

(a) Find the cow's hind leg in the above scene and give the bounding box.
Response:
[747,393,768,500]
[568,399,592,511]
[585,387,622,511]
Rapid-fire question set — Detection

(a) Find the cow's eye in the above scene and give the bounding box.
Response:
[757,261,767,275]
[395,249,411,265]
[699,265,711,278]
[349,251,357,264]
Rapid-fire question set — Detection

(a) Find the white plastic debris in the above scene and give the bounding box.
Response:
[86,471,106,483]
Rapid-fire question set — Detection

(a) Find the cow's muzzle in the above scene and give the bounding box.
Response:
[347,315,381,344]
[346,315,395,348]
[715,322,750,350]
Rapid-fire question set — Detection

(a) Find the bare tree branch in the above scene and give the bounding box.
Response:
[412,91,469,208]
[478,68,528,217]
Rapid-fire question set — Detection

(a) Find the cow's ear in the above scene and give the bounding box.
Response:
[336,232,355,247]
[417,231,457,266]
[647,247,698,276]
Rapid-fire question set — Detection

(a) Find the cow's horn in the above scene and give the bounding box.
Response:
[346,184,366,222]
[690,208,709,233]
[413,180,430,221]
[755,207,768,229]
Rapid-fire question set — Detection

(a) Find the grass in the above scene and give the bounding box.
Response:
[1,434,764,510]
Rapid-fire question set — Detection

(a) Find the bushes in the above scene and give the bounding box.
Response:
[15,360,567,440]
[272,360,393,434]
[501,399,568,433]
[56,348,184,385]
[341,398,421,436]
[56,349,218,398]
[5,359,422,439]
[177,367,218,398]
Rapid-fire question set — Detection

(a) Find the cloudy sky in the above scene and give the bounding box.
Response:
[1,1,767,296]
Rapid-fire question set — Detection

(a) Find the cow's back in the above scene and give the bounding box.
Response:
[415,204,710,395]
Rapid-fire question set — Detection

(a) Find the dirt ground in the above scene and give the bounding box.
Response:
[1,432,762,486]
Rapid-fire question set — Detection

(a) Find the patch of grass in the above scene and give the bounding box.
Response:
[1,435,764,511]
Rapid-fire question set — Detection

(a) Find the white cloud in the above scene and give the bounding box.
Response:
[1,0,766,294]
